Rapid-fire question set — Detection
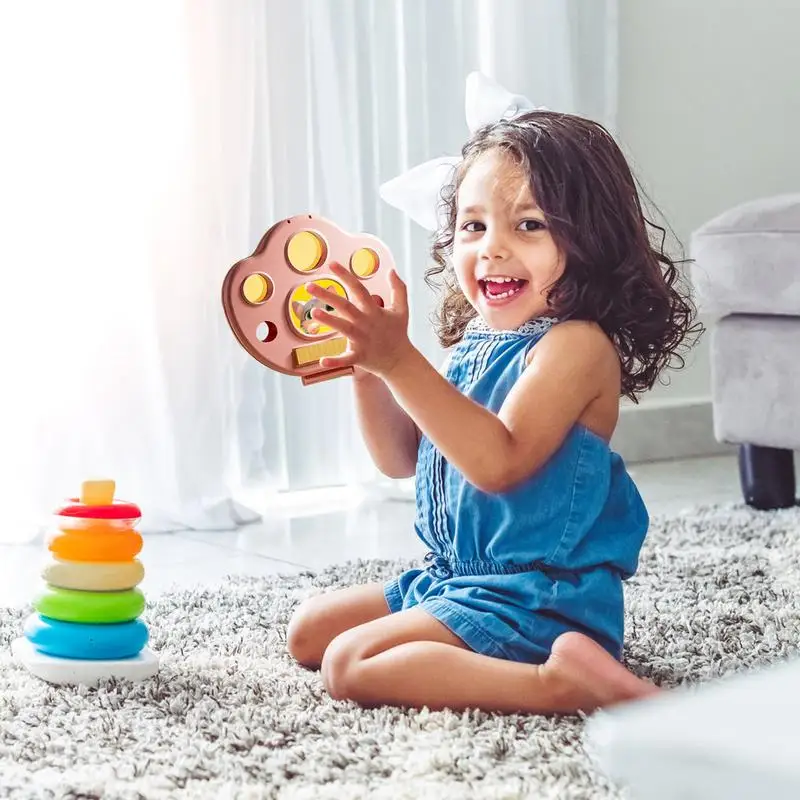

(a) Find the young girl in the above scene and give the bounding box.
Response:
[286,81,700,715]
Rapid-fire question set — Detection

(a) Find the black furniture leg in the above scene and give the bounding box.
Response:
[738,444,796,510]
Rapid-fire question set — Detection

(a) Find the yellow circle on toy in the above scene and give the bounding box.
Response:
[350,248,379,278]
[288,279,346,338]
[242,273,271,304]
[287,231,324,272]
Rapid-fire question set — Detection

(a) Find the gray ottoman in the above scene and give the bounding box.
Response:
[691,194,800,509]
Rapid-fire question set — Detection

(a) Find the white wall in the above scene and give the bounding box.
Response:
[616,0,800,406]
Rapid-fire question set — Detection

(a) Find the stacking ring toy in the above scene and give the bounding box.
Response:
[23,615,149,660]
[222,214,396,386]
[48,529,143,562]
[33,586,145,624]
[42,558,145,592]
[13,480,159,686]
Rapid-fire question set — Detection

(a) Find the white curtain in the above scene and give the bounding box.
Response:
[0,0,617,543]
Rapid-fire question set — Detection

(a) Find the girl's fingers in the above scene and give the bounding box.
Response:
[320,352,359,370]
[329,263,374,309]
[389,269,408,312]
[311,308,358,339]
[306,283,362,321]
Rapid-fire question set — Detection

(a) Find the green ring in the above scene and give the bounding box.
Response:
[33,586,145,624]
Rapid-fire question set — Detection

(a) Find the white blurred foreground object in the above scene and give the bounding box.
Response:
[586,656,800,799]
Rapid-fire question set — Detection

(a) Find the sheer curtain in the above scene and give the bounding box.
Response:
[0,0,617,543]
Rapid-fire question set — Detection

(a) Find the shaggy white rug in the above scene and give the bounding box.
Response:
[2,503,800,799]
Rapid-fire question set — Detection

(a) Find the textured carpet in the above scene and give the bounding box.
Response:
[2,503,800,799]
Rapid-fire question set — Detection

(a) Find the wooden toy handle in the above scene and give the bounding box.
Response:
[301,367,355,386]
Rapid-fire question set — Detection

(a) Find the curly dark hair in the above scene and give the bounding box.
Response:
[427,111,704,403]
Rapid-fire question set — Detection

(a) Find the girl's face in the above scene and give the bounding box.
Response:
[453,149,565,330]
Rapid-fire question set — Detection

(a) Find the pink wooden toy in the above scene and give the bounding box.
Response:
[222,215,396,385]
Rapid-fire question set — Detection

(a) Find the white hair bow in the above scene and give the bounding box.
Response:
[379,72,546,232]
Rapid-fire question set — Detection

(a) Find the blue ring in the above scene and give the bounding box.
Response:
[23,614,149,660]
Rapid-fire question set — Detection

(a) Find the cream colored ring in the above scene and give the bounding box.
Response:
[42,558,145,591]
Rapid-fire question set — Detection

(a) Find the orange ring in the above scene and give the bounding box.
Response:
[48,529,143,562]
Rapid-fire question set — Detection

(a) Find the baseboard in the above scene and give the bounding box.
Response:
[611,397,735,464]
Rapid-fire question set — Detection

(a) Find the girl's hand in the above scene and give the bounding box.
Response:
[306,263,414,379]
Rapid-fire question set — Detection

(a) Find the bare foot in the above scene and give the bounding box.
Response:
[540,631,661,714]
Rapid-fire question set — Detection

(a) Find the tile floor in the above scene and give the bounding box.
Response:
[0,454,743,607]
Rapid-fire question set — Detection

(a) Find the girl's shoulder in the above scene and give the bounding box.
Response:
[525,319,618,370]
[525,320,622,442]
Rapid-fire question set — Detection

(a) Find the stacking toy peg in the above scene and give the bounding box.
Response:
[81,479,116,506]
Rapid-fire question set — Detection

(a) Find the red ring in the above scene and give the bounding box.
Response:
[55,499,142,520]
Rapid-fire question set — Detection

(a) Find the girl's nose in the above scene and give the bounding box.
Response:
[479,227,510,261]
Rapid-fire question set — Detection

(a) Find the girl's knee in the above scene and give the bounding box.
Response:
[286,596,327,668]
[320,629,362,701]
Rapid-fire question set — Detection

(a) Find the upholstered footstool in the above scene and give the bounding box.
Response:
[691,194,800,510]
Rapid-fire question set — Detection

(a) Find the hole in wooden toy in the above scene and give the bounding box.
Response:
[256,321,278,343]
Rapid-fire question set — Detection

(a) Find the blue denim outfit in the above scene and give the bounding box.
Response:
[384,316,649,663]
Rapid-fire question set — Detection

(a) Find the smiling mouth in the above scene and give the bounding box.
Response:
[478,277,528,302]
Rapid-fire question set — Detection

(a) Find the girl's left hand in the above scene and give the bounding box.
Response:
[306,263,413,378]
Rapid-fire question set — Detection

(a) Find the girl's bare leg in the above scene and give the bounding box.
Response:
[286,582,391,669]
[321,607,660,714]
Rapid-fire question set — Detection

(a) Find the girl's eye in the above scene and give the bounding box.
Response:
[519,219,546,232]
[461,221,485,233]
[304,311,312,320]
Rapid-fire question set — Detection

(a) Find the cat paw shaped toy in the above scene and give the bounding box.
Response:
[222,215,396,385]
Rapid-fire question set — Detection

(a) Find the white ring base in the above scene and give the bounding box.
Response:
[12,637,159,686]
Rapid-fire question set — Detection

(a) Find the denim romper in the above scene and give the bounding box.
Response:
[384,315,649,664]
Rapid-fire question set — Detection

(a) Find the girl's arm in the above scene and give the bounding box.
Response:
[352,369,420,479]
[307,265,615,493]
[382,321,616,493]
